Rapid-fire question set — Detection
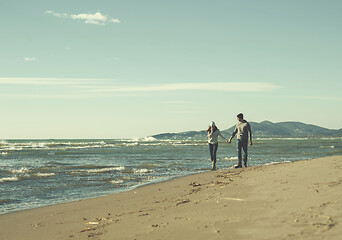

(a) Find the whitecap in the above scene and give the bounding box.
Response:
[10,167,30,174]
[110,180,124,184]
[141,137,157,142]
[140,143,163,146]
[85,166,125,173]
[0,177,19,183]
[319,145,335,149]
[264,162,279,166]
[134,169,154,174]
[33,173,56,177]
[125,142,139,147]
[222,157,238,161]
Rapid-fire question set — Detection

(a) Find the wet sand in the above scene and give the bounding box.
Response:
[1,156,341,240]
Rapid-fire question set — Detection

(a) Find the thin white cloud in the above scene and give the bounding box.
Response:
[0,77,112,85]
[109,19,120,23]
[23,57,37,62]
[44,10,68,18]
[300,96,342,101]
[44,10,120,25]
[71,12,107,25]
[0,78,280,92]
[0,78,282,99]
[89,82,282,93]
[0,93,92,99]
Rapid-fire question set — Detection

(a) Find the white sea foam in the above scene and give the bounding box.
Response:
[121,176,132,181]
[33,173,56,177]
[319,145,335,149]
[172,143,201,146]
[0,140,111,151]
[1,152,8,155]
[264,162,279,166]
[0,177,20,183]
[140,143,163,146]
[10,167,30,174]
[110,180,124,184]
[125,142,139,146]
[134,169,154,174]
[85,166,125,173]
[256,138,309,141]
[222,157,238,161]
[140,137,157,142]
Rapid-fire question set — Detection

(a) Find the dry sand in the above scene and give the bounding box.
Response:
[1,156,341,240]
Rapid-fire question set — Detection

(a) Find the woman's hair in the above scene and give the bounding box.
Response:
[237,113,244,119]
[207,126,218,133]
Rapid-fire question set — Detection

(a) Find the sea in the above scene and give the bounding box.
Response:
[1,137,341,215]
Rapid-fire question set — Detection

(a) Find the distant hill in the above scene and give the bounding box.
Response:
[151,121,342,140]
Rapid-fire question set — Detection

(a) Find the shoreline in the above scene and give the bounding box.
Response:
[1,169,205,216]
[1,156,341,239]
[0,158,311,216]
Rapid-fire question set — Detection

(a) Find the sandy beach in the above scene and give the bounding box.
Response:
[1,155,341,240]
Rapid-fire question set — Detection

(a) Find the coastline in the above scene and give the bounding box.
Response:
[1,156,341,240]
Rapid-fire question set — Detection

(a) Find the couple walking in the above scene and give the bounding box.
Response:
[207,113,252,170]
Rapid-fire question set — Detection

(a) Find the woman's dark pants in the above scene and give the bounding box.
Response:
[209,143,218,165]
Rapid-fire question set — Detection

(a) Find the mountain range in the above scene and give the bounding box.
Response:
[151,121,342,140]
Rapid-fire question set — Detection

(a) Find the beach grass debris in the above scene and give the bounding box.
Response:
[80,227,95,232]
[86,222,99,225]
[189,182,201,187]
[176,199,191,206]
[223,197,245,202]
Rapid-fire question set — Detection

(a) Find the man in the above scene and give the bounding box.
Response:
[228,113,252,168]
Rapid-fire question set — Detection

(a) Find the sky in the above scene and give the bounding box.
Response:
[1,0,341,139]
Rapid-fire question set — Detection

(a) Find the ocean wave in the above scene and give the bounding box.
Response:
[9,167,30,174]
[319,145,335,149]
[140,143,164,146]
[81,166,125,174]
[110,180,124,184]
[125,142,139,147]
[320,137,342,140]
[172,143,202,146]
[256,138,309,141]
[33,173,56,178]
[141,137,157,142]
[46,141,106,148]
[122,168,155,174]
[0,198,17,205]
[222,157,238,161]
[134,169,154,174]
[130,137,157,142]
[139,163,160,169]
[0,140,114,152]
[0,177,20,183]
[120,176,132,181]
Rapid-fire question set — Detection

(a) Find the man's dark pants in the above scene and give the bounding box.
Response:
[237,138,248,166]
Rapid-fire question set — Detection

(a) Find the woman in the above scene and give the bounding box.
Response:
[207,121,228,170]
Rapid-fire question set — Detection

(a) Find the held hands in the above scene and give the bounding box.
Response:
[227,139,252,145]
